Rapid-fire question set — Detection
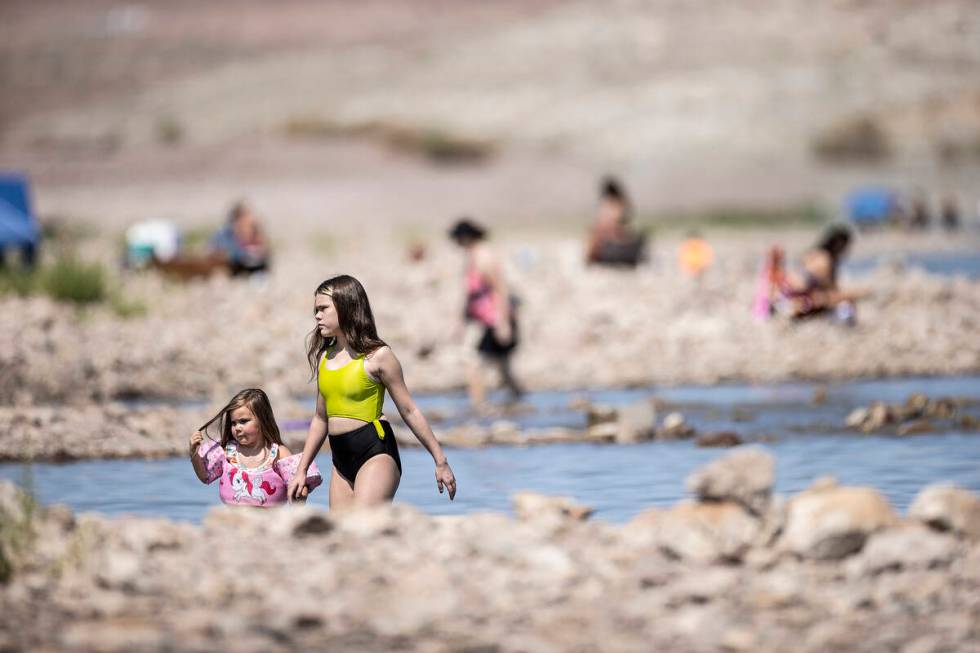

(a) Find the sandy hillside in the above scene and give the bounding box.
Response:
[0,0,978,239]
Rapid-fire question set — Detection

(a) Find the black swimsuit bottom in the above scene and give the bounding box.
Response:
[330,419,402,483]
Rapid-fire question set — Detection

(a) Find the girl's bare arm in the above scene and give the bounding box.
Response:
[288,391,327,500]
[372,347,456,499]
[188,431,211,483]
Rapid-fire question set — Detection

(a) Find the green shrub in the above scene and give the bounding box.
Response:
[42,258,106,304]
[0,269,39,297]
[652,202,829,232]
[0,258,146,313]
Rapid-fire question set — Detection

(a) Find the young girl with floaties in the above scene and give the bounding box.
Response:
[190,388,322,506]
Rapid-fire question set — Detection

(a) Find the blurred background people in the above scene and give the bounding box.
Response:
[908,191,931,231]
[754,225,865,324]
[209,201,270,276]
[585,176,647,267]
[941,195,961,231]
[794,224,863,323]
[449,218,523,408]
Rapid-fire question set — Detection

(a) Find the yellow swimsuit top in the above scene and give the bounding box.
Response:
[318,347,386,424]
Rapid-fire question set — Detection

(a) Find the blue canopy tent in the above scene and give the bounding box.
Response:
[845,188,898,229]
[0,173,40,266]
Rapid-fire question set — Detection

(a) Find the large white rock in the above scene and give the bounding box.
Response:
[909,484,980,540]
[655,500,761,563]
[780,485,898,560]
[846,524,958,576]
[614,400,657,443]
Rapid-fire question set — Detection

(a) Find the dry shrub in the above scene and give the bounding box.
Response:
[283,116,494,164]
[812,115,891,163]
[936,133,980,165]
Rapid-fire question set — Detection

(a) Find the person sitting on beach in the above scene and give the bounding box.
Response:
[189,388,323,506]
[286,275,456,508]
[449,218,524,408]
[753,226,864,324]
[585,176,647,267]
[208,201,271,276]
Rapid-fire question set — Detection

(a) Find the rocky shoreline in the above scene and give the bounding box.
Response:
[1,448,977,652]
[2,233,979,407]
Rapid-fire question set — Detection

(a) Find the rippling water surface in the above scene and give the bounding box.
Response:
[2,376,978,523]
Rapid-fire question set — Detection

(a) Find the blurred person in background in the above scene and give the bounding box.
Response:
[209,201,271,276]
[449,218,523,408]
[941,195,961,231]
[907,191,931,231]
[585,176,647,267]
[754,225,864,325]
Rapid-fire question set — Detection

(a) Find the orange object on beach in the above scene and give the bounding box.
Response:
[678,237,715,277]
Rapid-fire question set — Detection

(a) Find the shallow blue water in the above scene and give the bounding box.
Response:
[405,374,980,434]
[845,249,980,280]
[4,432,977,524]
[3,376,978,524]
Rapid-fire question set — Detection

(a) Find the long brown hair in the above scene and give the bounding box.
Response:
[199,388,284,448]
[306,275,387,379]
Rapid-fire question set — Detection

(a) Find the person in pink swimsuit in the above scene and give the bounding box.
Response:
[449,218,524,408]
[189,388,322,506]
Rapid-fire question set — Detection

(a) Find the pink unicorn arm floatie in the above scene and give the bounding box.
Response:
[274,454,324,492]
[196,440,226,484]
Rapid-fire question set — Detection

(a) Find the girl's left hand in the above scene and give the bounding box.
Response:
[435,460,456,500]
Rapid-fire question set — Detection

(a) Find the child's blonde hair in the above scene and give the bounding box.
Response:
[199,388,284,448]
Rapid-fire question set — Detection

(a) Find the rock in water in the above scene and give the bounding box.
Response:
[686,447,774,515]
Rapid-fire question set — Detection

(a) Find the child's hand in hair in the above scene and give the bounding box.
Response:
[188,431,204,458]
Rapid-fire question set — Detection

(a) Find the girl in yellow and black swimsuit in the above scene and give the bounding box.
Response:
[287,275,456,509]
[316,343,402,483]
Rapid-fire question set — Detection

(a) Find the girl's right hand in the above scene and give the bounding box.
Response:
[188,431,204,458]
[436,460,457,500]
